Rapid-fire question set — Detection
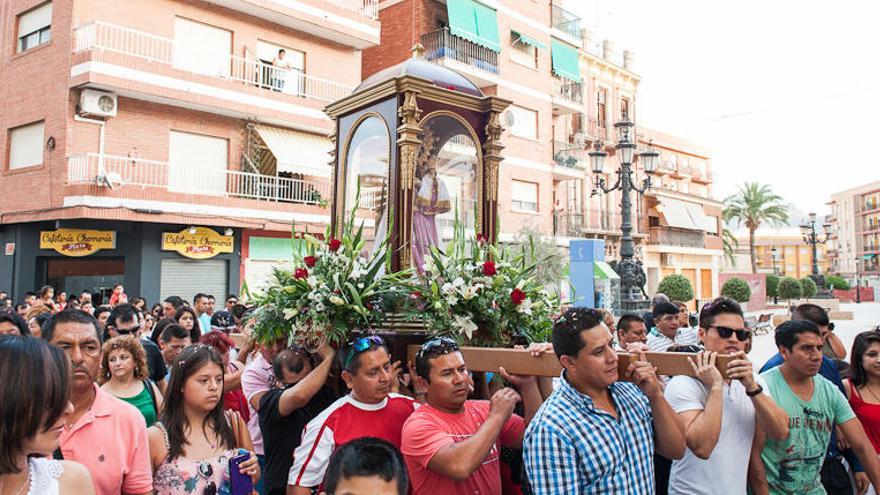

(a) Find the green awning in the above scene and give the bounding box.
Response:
[551,38,581,82]
[594,261,620,280]
[447,0,501,52]
[511,30,546,50]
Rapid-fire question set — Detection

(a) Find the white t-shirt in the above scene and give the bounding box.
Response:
[664,376,766,495]
[647,327,700,352]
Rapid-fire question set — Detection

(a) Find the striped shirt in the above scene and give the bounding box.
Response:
[524,372,655,494]
[646,327,700,352]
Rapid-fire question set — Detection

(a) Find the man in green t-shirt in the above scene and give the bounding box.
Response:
[754,320,880,494]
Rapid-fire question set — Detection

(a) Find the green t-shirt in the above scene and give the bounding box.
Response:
[759,366,856,494]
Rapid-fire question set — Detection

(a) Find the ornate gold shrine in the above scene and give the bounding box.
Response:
[324,46,511,273]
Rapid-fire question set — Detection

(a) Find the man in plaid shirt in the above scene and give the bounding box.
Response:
[524,307,685,494]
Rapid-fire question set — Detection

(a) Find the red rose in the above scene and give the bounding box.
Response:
[328,238,342,251]
[483,261,497,276]
[304,256,317,267]
[294,268,308,279]
[410,291,423,299]
[510,288,526,305]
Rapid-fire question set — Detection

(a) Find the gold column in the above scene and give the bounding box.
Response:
[483,110,504,243]
[396,90,422,270]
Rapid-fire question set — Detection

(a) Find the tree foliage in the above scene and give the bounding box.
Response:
[800,277,817,298]
[721,277,751,303]
[511,226,567,290]
[824,275,850,290]
[778,277,803,302]
[658,274,694,302]
[765,274,780,298]
[723,183,789,273]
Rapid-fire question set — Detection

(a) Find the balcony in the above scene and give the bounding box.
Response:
[554,209,648,237]
[71,22,353,128]
[550,3,582,41]
[655,159,677,175]
[574,114,610,145]
[648,227,706,248]
[690,167,712,184]
[672,165,692,179]
[198,0,379,48]
[551,77,583,115]
[421,28,498,88]
[67,153,330,205]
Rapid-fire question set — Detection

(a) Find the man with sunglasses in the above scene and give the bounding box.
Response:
[647,301,700,352]
[400,337,542,494]
[663,297,789,495]
[288,335,417,495]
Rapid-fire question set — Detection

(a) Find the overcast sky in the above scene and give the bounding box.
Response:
[571,0,880,224]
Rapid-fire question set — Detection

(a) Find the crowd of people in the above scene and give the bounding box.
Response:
[2,284,880,495]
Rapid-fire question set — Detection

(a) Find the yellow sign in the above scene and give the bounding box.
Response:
[162,227,233,259]
[40,229,116,257]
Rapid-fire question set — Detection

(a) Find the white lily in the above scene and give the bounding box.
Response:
[517,298,533,315]
[453,314,478,340]
[329,295,345,306]
[441,282,455,294]
[283,308,298,320]
[306,276,318,289]
[453,277,465,287]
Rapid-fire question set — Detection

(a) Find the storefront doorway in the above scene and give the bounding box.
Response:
[43,258,124,305]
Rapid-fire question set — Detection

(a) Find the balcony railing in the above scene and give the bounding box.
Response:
[551,3,582,40]
[327,0,379,20]
[421,28,499,75]
[572,114,609,143]
[649,227,705,248]
[72,22,352,103]
[68,153,329,204]
[554,209,647,237]
[552,77,584,104]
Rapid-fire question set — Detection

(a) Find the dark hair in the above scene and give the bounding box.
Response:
[414,338,460,382]
[775,320,821,351]
[210,311,235,330]
[227,294,239,302]
[164,296,184,310]
[175,306,201,343]
[231,304,249,321]
[850,331,880,386]
[339,337,388,374]
[15,303,29,313]
[792,303,830,327]
[0,336,71,474]
[616,314,644,334]
[94,305,113,320]
[552,308,604,359]
[272,348,312,381]
[42,309,102,344]
[38,285,54,299]
[201,330,235,355]
[653,301,680,319]
[160,323,190,343]
[24,291,36,298]
[108,303,138,329]
[208,295,216,301]
[278,49,286,55]
[161,345,236,460]
[193,293,209,305]
[698,297,744,329]
[323,437,409,495]
[0,312,29,336]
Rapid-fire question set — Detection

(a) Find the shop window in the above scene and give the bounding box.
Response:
[507,105,538,139]
[17,2,52,53]
[511,179,538,212]
[8,121,44,170]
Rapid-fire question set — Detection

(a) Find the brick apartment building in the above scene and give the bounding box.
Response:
[0,0,379,303]
[827,180,880,285]
[727,227,830,280]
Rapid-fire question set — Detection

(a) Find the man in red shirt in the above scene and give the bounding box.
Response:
[401,337,543,494]
[288,335,417,494]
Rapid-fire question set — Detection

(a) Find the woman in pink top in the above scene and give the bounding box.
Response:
[147,345,261,494]
[844,331,880,456]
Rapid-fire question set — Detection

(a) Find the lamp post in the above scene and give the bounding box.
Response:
[771,247,781,304]
[589,118,659,315]
[855,256,862,304]
[799,212,831,291]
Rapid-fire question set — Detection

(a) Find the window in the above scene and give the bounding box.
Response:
[597,89,607,128]
[168,131,228,194]
[620,97,630,120]
[173,17,232,77]
[507,105,538,140]
[256,40,305,95]
[511,180,538,212]
[17,3,52,53]
[8,121,45,170]
[510,36,537,68]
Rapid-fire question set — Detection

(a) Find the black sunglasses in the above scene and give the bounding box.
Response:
[710,325,750,342]
[416,337,460,361]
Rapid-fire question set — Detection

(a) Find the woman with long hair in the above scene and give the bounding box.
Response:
[99,335,164,426]
[0,336,95,494]
[148,344,260,494]
[174,306,201,343]
[200,330,250,422]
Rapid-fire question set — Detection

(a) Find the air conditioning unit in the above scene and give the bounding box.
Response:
[78,90,117,118]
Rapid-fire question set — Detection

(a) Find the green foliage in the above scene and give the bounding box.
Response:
[765,274,780,298]
[721,277,751,303]
[778,277,803,301]
[723,182,790,273]
[657,274,694,302]
[800,277,817,298]
[511,226,566,289]
[722,227,739,268]
[824,275,850,291]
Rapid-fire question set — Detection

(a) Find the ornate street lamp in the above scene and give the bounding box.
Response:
[855,256,862,304]
[770,247,781,304]
[800,212,831,293]
[589,118,659,315]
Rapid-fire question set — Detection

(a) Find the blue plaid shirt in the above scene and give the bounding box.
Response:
[524,372,656,494]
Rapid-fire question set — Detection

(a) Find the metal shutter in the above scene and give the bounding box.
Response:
[160,258,229,303]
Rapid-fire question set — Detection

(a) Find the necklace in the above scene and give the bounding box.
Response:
[863,383,880,404]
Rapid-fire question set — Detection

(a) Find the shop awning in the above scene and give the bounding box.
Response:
[659,197,699,230]
[255,125,332,178]
[551,38,581,82]
[447,0,501,52]
[683,202,718,233]
[512,30,546,50]
[594,261,620,280]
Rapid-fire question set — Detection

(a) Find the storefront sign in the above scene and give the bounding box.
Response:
[4,243,14,256]
[162,227,233,259]
[40,229,116,257]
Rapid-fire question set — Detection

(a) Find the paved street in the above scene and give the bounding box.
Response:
[749,302,880,368]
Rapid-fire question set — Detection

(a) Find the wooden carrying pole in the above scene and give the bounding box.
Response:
[405,345,735,381]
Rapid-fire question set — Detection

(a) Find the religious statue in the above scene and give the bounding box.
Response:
[412,154,451,272]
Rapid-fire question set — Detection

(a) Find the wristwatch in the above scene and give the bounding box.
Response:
[746,384,763,397]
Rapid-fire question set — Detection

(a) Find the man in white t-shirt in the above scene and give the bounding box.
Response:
[664,297,790,495]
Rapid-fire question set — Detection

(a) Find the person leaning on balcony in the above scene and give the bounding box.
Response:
[271,49,294,92]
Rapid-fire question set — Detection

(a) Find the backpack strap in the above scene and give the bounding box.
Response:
[143,379,159,415]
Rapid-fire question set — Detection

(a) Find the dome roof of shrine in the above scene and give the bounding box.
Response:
[354,45,484,97]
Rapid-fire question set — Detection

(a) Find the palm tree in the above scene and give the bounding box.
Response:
[723,182,789,273]
[722,226,739,268]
